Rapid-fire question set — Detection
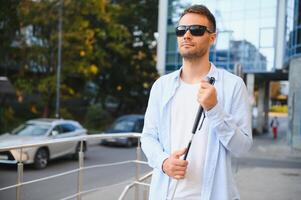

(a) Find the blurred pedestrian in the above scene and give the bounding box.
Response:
[270,116,279,139]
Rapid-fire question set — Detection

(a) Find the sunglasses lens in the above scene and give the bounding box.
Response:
[190,25,206,36]
[175,26,187,36]
[176,25,208,36]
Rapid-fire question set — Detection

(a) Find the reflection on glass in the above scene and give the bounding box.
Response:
[111,120,135,132]
[260,48,274,70]
[12,124,50,136]
[260,8,276,18]
[260,0,277,8]
[260,28,274,48]
[230,0,244,11]
[260,18,276,27]
[285,0,300,59]
[245,0,260,10]
[166,0,278,72]
[216,31,232,50]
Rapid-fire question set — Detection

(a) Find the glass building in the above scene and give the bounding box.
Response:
[286,0,301,150]
[286,0,301,60]
[164,0,279,74]
[156,0,301,150]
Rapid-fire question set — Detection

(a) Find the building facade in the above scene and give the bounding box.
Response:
[159,0,280,75]
[156,0,301,149]
[287,0,301,149]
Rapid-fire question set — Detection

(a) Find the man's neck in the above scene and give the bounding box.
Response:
[180,58,211,84]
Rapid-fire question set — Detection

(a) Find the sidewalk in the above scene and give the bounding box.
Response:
[235,132,301,200]
[83,178,150,200]
[84,115,301,200]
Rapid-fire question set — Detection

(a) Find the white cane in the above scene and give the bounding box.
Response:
[170,77,215,200]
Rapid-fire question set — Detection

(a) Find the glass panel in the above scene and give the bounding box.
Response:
[217,1,231,12]
[231,0,245,11]
[229,20,245,40]
[260,18,276,27]
[200,0,217,11]
[260,0,277,8]
[112,120,135,132]
[166,53,176,64]
[216,31,232,50]
[230,12,244,21]
[244,20,259,47]
[11,123,51,136]
[167,33,177,51]
[166,0,278,72]
[177,53,182,63]
[297,27,301,54]
[298,0,301,25]
[245,0,260,10]
[260,28,274,48]
[220,11,231,22]
[260,8,276,18]
[245,9,259,19]
[260,48,274,71]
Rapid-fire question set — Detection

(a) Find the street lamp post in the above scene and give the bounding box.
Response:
[55,0,63,118]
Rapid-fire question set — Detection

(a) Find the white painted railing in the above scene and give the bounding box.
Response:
[0,133,152,200]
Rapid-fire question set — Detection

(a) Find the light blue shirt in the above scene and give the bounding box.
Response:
[141,63,253,200]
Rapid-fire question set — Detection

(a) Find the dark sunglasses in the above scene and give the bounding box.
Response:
[175,25,214,37]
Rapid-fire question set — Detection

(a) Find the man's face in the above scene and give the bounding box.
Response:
[177,13,216,60]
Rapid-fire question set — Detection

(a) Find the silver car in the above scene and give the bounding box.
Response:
[0,118,87,169]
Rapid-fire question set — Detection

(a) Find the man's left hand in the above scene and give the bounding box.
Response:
[197,79,217,111]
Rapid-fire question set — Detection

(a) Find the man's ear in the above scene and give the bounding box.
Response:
[209,33,217,45]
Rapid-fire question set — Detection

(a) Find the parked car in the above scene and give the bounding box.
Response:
[101,114,144,147]
[0,118,87,169]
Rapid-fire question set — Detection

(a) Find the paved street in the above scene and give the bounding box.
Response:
[85,115,301,200]
[235,115,301,200]
[1,115,301,200]
[0,143,151,200]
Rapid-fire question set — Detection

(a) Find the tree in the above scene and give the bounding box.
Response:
[0,0,20,75]
[97,0,159,116]
[1,0,159,127]
[12,0,135,118]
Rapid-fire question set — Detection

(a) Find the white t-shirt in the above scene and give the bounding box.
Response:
[167,80,209,200]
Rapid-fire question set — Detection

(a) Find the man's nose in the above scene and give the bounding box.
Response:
[183,29,192,40]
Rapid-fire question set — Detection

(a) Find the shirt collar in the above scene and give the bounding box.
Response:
[172,62,219,82]
[207,62,219,81]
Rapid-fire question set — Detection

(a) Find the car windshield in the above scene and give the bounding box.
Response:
[111,119,135,132]
[11,123,51,136]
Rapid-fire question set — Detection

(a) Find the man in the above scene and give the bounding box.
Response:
[141,4,252,200]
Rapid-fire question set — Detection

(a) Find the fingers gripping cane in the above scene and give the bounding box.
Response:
[170,77,215,200]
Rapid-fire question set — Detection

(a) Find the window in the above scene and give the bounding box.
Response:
[60,124,76,133]
[259,28,274,48]
[12,123,50,136]
[112,120,135,132]
[52,125,63,135]
[134,119,144,133]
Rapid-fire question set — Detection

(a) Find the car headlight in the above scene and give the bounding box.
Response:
[11,149,30,162]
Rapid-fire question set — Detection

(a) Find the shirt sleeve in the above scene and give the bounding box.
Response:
[205,78,253,157]
[141,79,169,171]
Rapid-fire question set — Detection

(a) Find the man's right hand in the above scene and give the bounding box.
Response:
[162,148,188,180]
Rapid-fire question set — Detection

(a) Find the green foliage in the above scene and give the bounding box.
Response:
[96,0,159,115]
[84,103,112,132]
[0,0,159,131]
[0,0,20,67]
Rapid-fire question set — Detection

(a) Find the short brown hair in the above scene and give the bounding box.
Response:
[180,5,216,33]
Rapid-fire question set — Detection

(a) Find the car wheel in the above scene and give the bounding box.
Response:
[34,148,49,169]
[73,142,87,160]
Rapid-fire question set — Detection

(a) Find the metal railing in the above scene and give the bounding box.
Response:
[0,133,152,200]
